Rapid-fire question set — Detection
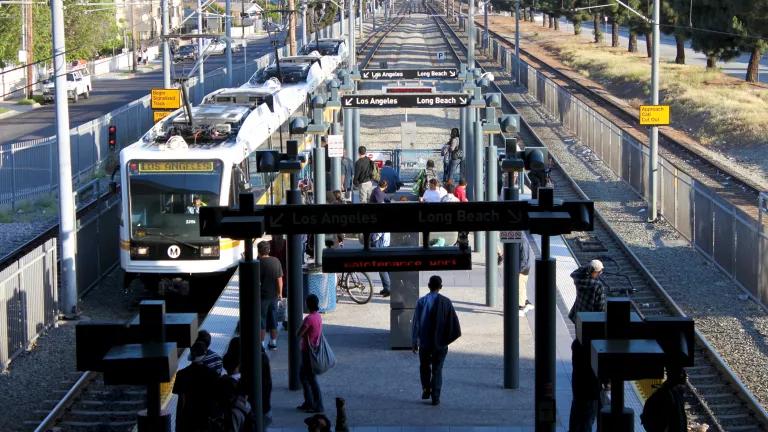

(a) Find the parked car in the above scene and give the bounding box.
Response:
[206,41,227,55]
[42,67,92,103]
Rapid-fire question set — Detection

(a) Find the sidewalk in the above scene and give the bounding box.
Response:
[0,99,40,120]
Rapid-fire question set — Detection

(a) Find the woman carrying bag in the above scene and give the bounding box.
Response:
[297,294,334,413]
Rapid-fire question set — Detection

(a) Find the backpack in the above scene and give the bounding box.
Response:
[370,159,381,182]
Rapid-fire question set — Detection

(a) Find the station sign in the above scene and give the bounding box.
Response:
[360,68,458,80]
[639,105,670,126]
[322,246,472,272]
[326,134,344,157]
[500,230,524,243]
[263,202,528,235]
[341,93,469,108]
[151,88,182,110]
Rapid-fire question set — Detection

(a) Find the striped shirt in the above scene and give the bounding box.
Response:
[202,349,223,375]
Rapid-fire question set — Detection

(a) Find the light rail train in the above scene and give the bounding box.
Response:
[118,41,346,293]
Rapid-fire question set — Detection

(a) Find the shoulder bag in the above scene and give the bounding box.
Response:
[309,332,336,375]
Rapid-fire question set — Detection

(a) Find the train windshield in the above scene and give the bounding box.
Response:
[127,160,223,241]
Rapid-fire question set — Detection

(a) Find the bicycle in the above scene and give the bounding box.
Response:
[336,271,373,304]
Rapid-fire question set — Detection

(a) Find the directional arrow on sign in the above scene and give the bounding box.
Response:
[343,97,354,107]
[362,71,370,79]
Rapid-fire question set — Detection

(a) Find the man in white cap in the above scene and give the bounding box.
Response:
[567,259,606,323]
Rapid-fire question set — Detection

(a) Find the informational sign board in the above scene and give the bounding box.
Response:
[151,88,182,110]
[500,230,524,243]
[341,93,469,108]
[323,247,472,272]
[360,68,458,80]
[639,105,670,126]
[153,110,174,123]
[437,52,446,61]
[327,134,344,157]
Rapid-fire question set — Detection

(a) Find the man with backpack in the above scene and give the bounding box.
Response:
[412,159,439,198]
[641,366,688,432]
[353,146,378,203]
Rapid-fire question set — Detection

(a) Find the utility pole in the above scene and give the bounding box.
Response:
[226,0,233,86]
[198,0,205,84]
[467,0,475,68]
[50,0,78,318]
[301,0,307,47]
[647,0,660,222]
[289,0,297,55]
[161,0,171,88]
[23,2,34,99]
[130,0,138,72]
[348,0,355,65]
[358,0,363,39]
[483,0,488,51]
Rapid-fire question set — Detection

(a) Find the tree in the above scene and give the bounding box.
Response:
[689,0,740,70]
[732,0,768,82]
[605,2,632,48]
[626,0,651,56]
[0,4,22,68]
[661,0,693,64]
[563,0,592,36]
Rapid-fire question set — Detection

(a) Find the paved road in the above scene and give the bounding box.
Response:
[0,34,283,145]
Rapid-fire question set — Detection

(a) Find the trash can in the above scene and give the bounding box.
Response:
[303,265,337,313]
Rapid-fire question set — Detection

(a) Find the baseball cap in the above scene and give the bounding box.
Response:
[589,259,604,273]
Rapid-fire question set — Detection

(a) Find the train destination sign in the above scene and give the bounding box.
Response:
[360,68,458,80]
[341,93,470,108]
[322,247,472,272]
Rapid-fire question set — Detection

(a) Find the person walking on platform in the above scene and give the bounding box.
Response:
[413,159,439,197]
[568,259,606,322]
[412,275,461,406]
[353,146,376,203]
[173,341,220,432]
[568,339,601,432]
[298,294,325,413]
[341,150,354,200]
[380,160,403,194]
[371,231,391,297]
[269,235,288,330]
[258,241,283,350]
[441,128,461,182]
[517,236,534,315]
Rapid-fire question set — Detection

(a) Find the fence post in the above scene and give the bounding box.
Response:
[11,145,17,210]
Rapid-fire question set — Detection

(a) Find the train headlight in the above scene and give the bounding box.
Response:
[130,246,150,257]
[200,246,219,257]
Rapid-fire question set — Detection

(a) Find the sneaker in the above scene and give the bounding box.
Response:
[431,397,440,406]
[268,343,278,351]
[523,300,534,312]
[380,289,390,297]
[421,389,431,400]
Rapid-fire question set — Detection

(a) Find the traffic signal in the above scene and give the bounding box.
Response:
[108,125,117,152]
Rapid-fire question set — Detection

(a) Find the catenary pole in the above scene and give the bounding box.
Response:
[485,143,498,307]
[648,0,660,222]
[51,0,77,318]
[225,0,233,86]
[161,0,171,88]
[473,105,484,252]
[302,0,307,46]
[483,0,488,51]
[287,173,303,390]
[503,169,520,389]
[515,0,520,84]
[467,0,475,68]
[314,145,326,264]
[198,0,205,83]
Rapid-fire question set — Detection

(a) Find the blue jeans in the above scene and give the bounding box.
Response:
[379,272,391,292]
[300,350,324,411]
[419,346,448,399]
[443,159,460,182]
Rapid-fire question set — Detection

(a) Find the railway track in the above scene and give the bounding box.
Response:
[473,20,763,220]
[428,3,768,430]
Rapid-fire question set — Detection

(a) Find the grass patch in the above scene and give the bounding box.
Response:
[0,107,8,115]
[0,210,12,223]
[539,37,768,148]
[16,98,37,105]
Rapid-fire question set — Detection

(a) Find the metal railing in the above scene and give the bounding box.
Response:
[457,17,768,307]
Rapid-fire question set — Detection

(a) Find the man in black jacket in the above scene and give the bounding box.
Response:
[411,275,461,406]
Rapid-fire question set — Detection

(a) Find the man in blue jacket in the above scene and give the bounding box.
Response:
[411,275,461,406]
[380,160,403,194]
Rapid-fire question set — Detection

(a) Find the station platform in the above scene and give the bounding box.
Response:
[162,232,648,431]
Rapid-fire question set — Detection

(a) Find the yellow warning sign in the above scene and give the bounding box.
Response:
[153,110,174,123]
[151,88,182,110]
[639,105,670,126]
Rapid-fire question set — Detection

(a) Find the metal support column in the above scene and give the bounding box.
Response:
[314,145,326,265]
[51,0,78,318]
[459,107,466,178]
[352,108,360,157]
[225,0,233,86]
[348,0,355,66]
[473,110,484,252]
[197,0,205,84]
[161,0,170,88]
[514,0,520,85]
[302,0,308,46]
[331,119,342,192]
[483,0,488,51]
[485,144,498,307]
[468,0,475,67]
[465,104,475,193]
[287,175,303,391]
[647,0,660,222]
[535,191,556,432]
[503,169,520,389]
[239,219,263,432]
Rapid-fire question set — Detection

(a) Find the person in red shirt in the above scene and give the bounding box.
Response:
[454,178,468,202]
[298,294,324,413]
